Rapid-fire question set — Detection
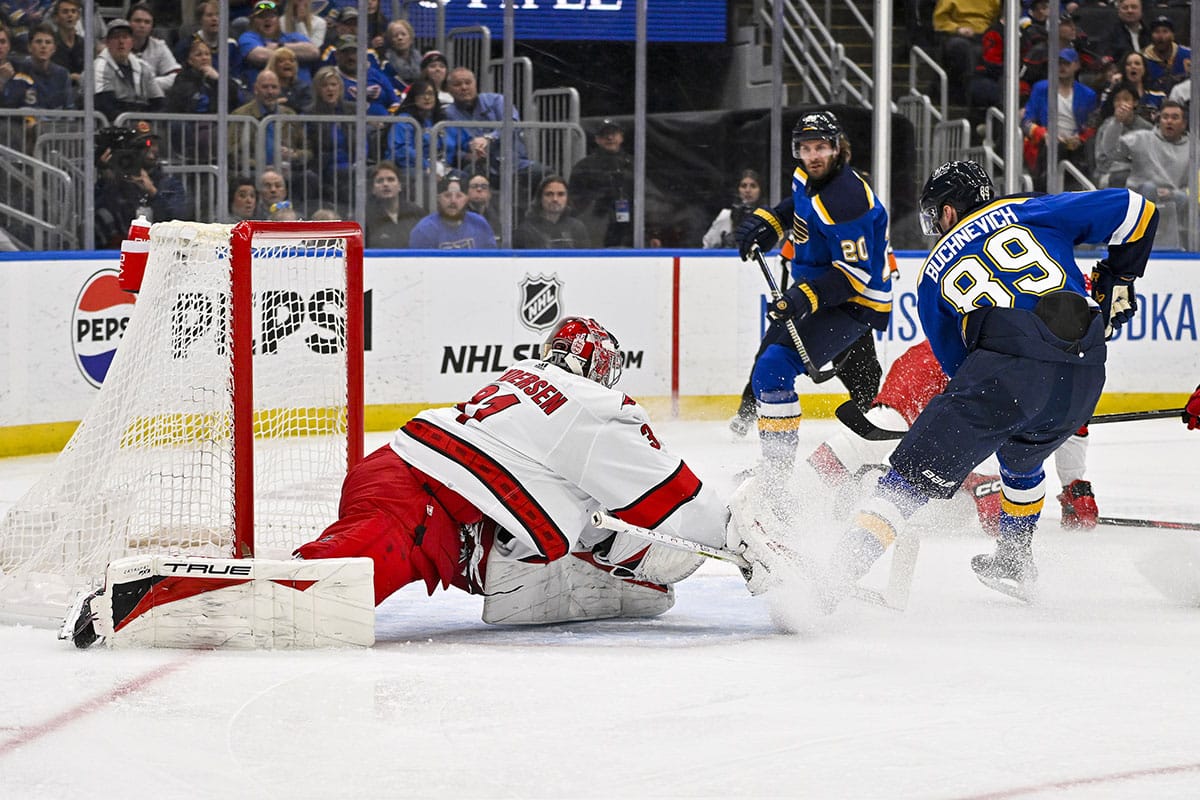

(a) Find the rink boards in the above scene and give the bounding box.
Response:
[1,249,1196,455]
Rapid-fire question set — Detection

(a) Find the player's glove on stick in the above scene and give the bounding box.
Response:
[735,208,784,261]
[1184,385,1200,431]
[768,283,818,323]
[1091,260,1137,338]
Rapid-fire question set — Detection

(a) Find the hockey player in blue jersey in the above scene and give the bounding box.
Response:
[827,160,1156,602]
[733,111,893,500]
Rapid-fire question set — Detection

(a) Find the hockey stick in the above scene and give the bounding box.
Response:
[749,245,839,384]
[1086,408,1185,424]
[1098,516,1200,532]
[835,400,1189,443]
[590,511,895,610]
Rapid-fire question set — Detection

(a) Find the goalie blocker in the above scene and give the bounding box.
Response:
[64,556,375,649]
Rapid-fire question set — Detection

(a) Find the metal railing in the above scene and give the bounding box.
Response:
[0,144,77,251]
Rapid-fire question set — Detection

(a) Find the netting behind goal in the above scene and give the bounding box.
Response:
[0,221,364,625]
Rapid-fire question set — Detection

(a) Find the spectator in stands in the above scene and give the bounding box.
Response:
[239,0,319,89]
[268,47,312,111]
[322,5,359,52]
[94,18,165,119]
[389,77,463,177]
[409,172,497,250]
[1093,82,1152,188]
[1112,99,1190,248]
[165,38,233,114]
[228,175,260,221]
[333,34,397,116]
[2,23,73,110]
[381,19,421,93]
[419,50,452,105]
[465,174,500,240]
[127,3,179,92]
[702,169,768,249]
[164,37,241,165]
[308,65,353,206]
[280,0,326,48]
[1141,15,1190,94]
[932,0,1002,104]
[569,118,634,248]
[49,0,84,89]
[1168,77,1190,109]
[1023,12,1105,94]
[175,1,242,83]
[0,23,19,103]
[444,65,547,200]
[1098,50,1164,121]
[365,0,389,51]
[94,125,189,248]
[513,175,590,249]
[256,166,289,216]
[1022,48,1098,190]
[229,68,310,176]
[1095,0,1149,64]
[365,160,424,248]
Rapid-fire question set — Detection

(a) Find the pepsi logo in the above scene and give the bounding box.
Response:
[73,269,137,388]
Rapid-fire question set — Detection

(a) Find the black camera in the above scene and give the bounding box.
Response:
[95,126,153,178]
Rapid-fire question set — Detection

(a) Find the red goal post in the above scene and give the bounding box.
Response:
[229,221,365,558]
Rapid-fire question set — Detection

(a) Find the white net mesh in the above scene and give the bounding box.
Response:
[0,221,360,624]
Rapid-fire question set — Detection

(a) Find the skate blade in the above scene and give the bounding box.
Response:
[974,572,1037,604]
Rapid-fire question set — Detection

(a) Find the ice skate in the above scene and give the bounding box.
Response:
[58,589,104,649]
[971,534,1038,602]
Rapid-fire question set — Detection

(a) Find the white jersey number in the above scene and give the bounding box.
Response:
[941,227,1067,313]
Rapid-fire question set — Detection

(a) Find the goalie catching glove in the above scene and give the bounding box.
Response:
[1090,260,1137,338]
[768,283,818,323]
[734,207,784,260]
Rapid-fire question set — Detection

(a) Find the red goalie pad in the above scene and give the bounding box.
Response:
[295,445,486,604]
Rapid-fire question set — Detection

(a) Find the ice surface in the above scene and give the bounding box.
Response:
[2,419,1198,799]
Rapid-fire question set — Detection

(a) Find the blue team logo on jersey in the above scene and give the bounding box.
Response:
[72,269,137,388]
[518,274,563,332]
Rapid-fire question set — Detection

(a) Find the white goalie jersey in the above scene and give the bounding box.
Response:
[392,359,729,562]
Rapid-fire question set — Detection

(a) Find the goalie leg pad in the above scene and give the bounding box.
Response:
[481,551,674,625]
[90,556,375,649]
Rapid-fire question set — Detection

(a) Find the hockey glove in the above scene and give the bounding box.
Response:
[768,283,818,323]
[734,208,784,261]
[1184,385,1200,431]
[1090,260,1137,338]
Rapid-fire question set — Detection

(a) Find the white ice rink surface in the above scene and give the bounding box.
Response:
[1,419,1199,800]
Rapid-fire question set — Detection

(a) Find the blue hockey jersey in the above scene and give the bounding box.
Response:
[917,189,1156,376]
[779,164,893,331]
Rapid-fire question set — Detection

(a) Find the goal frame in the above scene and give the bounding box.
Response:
[229,220,365,558]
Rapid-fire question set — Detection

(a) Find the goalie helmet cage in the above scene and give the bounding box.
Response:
[0,220,364,626]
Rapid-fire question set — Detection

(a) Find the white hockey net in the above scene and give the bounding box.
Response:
[0,221,363,625]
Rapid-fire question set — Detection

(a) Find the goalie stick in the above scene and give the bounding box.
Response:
[749,245,839,384]
[589,511,897,610]
[835,400,1189,442]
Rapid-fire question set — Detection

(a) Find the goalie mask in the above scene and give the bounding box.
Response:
[919,160,995,236]
[541,316,623,388]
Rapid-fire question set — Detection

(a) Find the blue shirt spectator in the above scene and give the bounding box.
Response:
[409,173,497,250]
[238,0,319,89]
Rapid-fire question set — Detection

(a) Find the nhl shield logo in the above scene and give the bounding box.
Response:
[518,274,563,331]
